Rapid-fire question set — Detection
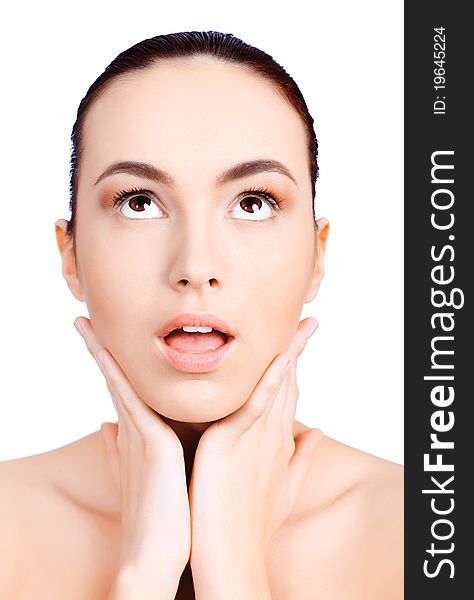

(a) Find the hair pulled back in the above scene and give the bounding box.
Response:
[67,30,319,238]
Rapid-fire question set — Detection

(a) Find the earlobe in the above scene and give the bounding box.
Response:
[304,218,330,304]
[54,218,85,302]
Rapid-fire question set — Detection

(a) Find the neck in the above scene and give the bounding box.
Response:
[92,416,306,520]
[160,415,213,486]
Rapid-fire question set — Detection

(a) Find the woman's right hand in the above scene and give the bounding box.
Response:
[74,316,190,597]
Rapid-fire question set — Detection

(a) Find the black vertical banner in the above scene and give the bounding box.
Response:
[405,2,471,597]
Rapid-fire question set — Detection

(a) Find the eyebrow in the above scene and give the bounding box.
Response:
[93,158,298,188]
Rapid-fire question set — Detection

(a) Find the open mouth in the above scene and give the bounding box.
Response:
[156,326,236,373]
[163,327,230,354]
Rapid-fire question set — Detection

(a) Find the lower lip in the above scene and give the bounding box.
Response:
[155,335,236,373]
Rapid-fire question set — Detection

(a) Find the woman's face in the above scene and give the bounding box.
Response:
[57,58,329,423]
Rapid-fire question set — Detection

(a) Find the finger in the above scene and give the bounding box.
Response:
[226,319,318,436]
[281,360,299,437]
[278,319,318,428]
[287,318,318,362]
[74,317,165,437]
[262,358,292,424]
[266,319,317,424]
[220,353,291,439]
[252,318,318,423]
[74,316,135,432]
[287,428,324,509]
[101,421,120,492]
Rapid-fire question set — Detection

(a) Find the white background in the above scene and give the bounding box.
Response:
[0,1,403,463]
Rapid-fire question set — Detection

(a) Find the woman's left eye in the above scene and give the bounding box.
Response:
[230,190,281,221]
[112,188,164,219]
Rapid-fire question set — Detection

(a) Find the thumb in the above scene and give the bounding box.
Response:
[101,421,120,493]
[288,428,323,509]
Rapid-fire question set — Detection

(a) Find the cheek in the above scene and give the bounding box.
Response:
[78,230,154,355]
[245,230,314,331]
[74,217,314,421]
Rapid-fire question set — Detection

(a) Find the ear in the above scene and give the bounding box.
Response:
[304,217,330,304]
[55,218,85,302]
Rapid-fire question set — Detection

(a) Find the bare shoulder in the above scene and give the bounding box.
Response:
[0,459,26,594]
[0,437,119,599]
[268,432,403,599]
[0,454,60,596]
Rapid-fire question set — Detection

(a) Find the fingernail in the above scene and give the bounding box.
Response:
[74,319,85,337]
[307,320,319,339]
[276,354,291,375]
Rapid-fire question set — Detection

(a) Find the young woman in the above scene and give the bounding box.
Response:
[0,31,403,599]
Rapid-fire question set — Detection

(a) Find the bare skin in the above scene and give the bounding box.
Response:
[0,422,402,598]
[0,57,403,598]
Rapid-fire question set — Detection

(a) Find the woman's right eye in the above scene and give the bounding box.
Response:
[112,189,164,219]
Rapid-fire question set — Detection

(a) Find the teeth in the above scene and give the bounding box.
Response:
[182,325,214,333]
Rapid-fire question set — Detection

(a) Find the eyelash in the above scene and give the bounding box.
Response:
[110,185,284,214]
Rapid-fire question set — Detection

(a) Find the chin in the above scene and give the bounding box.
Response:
[146,378,247,423]
[155,403,237,424]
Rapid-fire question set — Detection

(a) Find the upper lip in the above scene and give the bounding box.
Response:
[156,312,236,339]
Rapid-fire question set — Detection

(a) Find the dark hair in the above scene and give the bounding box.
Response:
[67,30,319,239]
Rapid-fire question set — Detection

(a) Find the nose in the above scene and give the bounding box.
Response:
[168,213,222,293]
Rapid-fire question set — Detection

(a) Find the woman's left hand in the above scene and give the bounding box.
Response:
[188,317,323,591]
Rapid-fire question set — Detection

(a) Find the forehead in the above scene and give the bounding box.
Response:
[81,59,309,190]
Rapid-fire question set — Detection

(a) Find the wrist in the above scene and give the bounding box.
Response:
[191,549,271,600]
[110,559,185,600]
[191,531,267,568]
[119,541,189,574]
